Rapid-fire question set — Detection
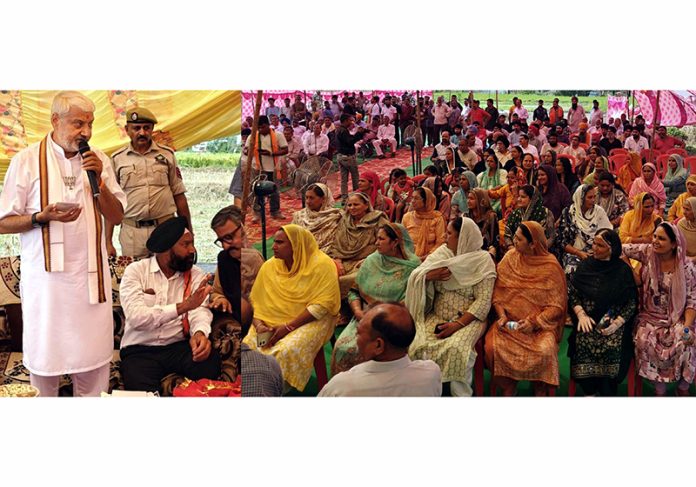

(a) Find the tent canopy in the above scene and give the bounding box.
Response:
[0,90,241,179]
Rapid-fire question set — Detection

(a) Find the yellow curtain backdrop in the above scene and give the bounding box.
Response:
[0,90,241,180]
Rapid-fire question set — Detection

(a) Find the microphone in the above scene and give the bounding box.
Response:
[78,140,101,197]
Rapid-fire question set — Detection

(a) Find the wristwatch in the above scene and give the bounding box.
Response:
[31,212,46,228]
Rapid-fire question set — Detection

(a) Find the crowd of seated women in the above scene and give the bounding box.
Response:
[242,111,696,397]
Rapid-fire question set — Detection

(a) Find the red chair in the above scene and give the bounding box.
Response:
[474,337,485,397]
[685,156,696,174]
[656,154,670,178]
[411,174,426,186]
[666,147,688,158]
[640,149,655,163]
[314,347,329,392]
[609,154,630,173]
[610,148,629,157]
[379,177,390,196]
[579,143,589,151]
[382,196,395,220]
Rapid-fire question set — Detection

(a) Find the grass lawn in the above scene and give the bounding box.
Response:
[434,90,611,114]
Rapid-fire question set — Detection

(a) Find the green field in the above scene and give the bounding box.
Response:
[434,90,612,115]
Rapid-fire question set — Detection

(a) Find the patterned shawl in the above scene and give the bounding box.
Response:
[330,192,388,261]
[291,182,341,251]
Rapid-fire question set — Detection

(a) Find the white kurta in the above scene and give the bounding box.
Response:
[0,135,127,376]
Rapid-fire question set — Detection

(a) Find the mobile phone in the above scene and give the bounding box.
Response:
[207,274,215,286]
[55,202,79,211]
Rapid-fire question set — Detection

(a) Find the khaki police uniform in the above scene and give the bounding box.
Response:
[111,135,186,258]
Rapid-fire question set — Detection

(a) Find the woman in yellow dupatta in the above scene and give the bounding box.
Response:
[616,151,643,196]
[667,175,696,222]
[484,221,567,396]
[244,224,340,391]
[402,186,447,260]
[619,192,661,244]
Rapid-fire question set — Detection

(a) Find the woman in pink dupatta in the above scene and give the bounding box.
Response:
[628,162,667,216]
[622,222,696,396]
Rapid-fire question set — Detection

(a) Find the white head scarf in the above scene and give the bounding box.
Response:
[405,217,497,323]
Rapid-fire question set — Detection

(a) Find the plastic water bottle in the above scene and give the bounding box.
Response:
[682,328,691,342]
[506,321,518,330]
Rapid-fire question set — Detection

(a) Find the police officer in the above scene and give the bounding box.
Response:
[107,108,191,258]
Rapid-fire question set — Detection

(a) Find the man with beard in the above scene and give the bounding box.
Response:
[599,126,623,154]
[540,130,562,156]
[623,126,650,152]
[119,216,221,392]
[109,108,191,258]
[567,96,586,133]
[0,91,126,397]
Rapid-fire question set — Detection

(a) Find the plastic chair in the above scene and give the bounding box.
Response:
[314,347,329,392]
[656,154,670,178]
[609,154,630,173]
[666,147,688,158]
[474,336,485,397]
[579,143,589,151]
[684,156,696,174]
[640,149,655,163]
[610,148,629,157]
[380,177,390,195]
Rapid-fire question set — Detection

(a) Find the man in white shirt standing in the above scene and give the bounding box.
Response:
[318,303,441,397]
[0,91,127,397]
[119,216,221,393]
[303,122,330,158]
[372,115,397,159]
[589,99,603,126]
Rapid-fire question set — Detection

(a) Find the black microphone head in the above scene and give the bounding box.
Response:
[78,139,91,155]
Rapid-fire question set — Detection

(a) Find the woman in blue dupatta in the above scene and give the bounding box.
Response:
[451,170,478,220]
[329,223,421,375]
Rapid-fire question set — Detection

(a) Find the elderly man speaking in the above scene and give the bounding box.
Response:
[0,91,126,396]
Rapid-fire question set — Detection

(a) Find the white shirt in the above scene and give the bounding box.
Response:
[0,135,127,375]
[624,135,650,152]
[521,143,539,159]
[120,257,212,348]
[513,106,529,121]
[293,125,306,138]
[303,132,330,156]
[432,142,456,161]
[318,355,442,397]
[244,130,288,172]
[381,105,397,124]
[376,123,396,140]
[590,108,604,125]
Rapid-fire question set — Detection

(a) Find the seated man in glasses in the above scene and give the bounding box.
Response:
[208,206,261,381]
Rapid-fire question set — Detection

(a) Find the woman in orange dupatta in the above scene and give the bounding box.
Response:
[616,151,642,197]
[402,186,447,260]
[484,221,567,396]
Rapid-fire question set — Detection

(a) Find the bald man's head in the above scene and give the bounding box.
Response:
[356,302,416,362]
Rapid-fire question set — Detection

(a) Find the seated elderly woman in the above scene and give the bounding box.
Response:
[504,185,555,251]
[484,221,567,396]
[558,184,612,274]
[623,223,696,396]
[402,186,447,260]
[467,188,500,260]
[677,197,696,261]
[451,170,478,220]
[330,223,421,375]
[292,183,342,253]
[476,151,508,214]
[244,224,340,392]
[568,229,638,396]
[619,193,661,244]
[328,191,389,281]
[596,172,629,228]
[406,217,497,396]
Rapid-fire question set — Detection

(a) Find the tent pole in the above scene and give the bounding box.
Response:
[241,90,263,223]
[630,90,635,124]
[648,90,661,166]
[415,90,422,174]
[496,90,499,110]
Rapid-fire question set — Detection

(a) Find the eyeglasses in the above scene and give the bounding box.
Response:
[213,225,241,248]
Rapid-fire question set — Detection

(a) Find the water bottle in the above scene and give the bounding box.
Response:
[682,328,691,342]
[506,321,518,330]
